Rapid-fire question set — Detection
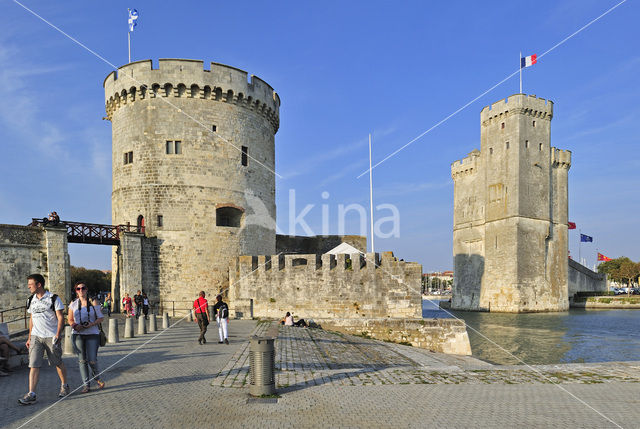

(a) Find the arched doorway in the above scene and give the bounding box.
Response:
[137,215,145,233]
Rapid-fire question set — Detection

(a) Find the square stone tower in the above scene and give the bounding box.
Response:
[451,94,571,312]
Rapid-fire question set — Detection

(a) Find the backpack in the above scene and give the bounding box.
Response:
[26,293,59,311]
[219,302,229,319]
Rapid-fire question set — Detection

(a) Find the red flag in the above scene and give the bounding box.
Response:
[597,253,612,262]
[568,222,576,230]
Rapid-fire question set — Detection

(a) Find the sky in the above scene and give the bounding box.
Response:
[0,0,638,272]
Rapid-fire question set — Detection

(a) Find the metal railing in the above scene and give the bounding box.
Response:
[0,305,28,337]
[155,300,199,318]
[29,218,145,245]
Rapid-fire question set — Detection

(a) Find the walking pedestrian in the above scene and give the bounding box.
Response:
[134,290,143,320]
[193,292,210,345]
[68,281,106,393]
[213,294,230,344]
[18,274,69,405]
[122,293,132,317]
[103,292,112,317]
[142,292,150,319]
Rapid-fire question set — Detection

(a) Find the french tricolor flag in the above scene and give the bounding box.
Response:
[521,54,537,68]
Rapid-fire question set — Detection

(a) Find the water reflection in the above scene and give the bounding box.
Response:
[423,299,640,365]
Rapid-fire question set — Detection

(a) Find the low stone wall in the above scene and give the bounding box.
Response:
[315,318,472,355]
[568,258,607,296]
[229,251,422,320]
[571,296,640,309]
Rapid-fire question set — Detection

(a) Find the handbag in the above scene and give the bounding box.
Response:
[98,323,107,346]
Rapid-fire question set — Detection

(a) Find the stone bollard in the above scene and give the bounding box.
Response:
[163,312,170,329]
[108,318,119,343]
[124,317,135,338]
[148,314,157,332]
[188,310,193,322]
[137,317,147,335]
[63,325,74,356]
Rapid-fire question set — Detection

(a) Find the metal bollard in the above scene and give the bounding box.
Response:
[63,325,74,356]
[163,312,170,329]
[148,314,157,332]
[124,317,135,338]
[108,318,120,343]
[188,310,193,322]
[249,336,276,396]
[137,317,147,335]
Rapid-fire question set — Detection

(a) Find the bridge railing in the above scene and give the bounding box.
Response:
[29,218,145,245]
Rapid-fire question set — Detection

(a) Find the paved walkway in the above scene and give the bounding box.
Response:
[1,317,638,428]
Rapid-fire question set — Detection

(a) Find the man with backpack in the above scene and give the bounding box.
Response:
[18,274,69,405]
[213,294,230,344]
[134,290,144,320]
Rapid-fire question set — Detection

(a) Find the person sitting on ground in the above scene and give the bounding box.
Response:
[0,333,28,376]
[281,312,307,327]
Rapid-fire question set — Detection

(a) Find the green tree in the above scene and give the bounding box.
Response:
[617,260,640,295]
[597,257,633,283]
[70,266,111,298]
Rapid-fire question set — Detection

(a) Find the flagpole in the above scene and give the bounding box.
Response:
[127,8,131,63]
[519,51,522,93]
[369,133,375,255]
[579,229,582,265]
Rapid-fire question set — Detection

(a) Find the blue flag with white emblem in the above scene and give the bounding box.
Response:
[128,9,139,32]
[580,234,593,243]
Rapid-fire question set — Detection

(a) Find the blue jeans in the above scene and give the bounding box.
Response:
[72,334,102,386]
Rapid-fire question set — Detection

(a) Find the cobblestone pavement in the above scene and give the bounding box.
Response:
[213,323,640,388]
[2,318,639,428]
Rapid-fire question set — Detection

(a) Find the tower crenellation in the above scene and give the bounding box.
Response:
[480,94,553,125]
[104,59,280,132]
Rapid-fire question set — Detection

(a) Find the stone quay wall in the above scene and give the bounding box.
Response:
[0,224,70,309]
[105,59,279,305]
[228,252,422,320]
[317,318,472,355]
[568,258,607,296]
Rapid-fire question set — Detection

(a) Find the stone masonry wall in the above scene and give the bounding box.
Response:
[229,252,422,320]
[106,59,279,304]
[317,318,472,355]
[568,258,607,296]
[0,224,70,309]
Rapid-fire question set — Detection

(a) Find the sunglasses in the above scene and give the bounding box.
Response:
[76,286,87,291]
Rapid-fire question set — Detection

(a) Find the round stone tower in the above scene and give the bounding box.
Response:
[104,59,279,304]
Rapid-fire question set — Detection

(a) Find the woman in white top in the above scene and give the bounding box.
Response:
[68,281,105,393]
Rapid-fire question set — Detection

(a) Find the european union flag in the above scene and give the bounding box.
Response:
[580,234,593,243]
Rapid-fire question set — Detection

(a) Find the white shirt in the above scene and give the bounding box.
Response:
[27,291,64,338]
[69,300,103,335]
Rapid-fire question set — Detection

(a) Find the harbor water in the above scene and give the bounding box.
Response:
[423,299,640,365]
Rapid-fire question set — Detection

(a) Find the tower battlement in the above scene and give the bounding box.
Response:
[451,149,480,179]
[552,148,572,169]
[104,59,280,132]
[480,94,553,124]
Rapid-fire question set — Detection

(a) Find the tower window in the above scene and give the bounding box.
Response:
[166,141,182,155]
[506,142,509,149]
[212,125,217,132]
[532,120,536,127]
[525,140,529,149]
[123,151,133,165]
[157,215,163,227]
[489,148,493,155]
[216,207,242,227]
[241,146,248,166]
[539,143,543,151]
[501,122,505,129]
